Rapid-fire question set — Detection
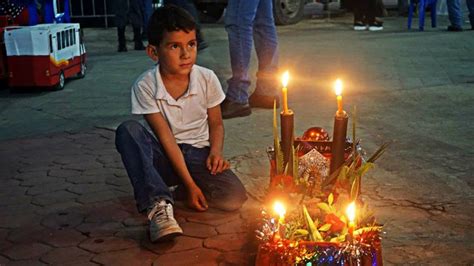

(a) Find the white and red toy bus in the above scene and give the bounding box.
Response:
[4,23,86,90]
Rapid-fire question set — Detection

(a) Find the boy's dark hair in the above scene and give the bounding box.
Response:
[147,5,197,47]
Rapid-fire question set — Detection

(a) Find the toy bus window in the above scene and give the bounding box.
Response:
[61,31,66,49]
[57,32,61,50]
[69,29,74,45]
[49,35,53,53]
[72,29,76,44]
[66,30,70,47]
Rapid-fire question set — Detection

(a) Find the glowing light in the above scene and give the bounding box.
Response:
[346,201,356,223]
[334,79,343,96]
[282,71,290,88]
[273,201,286,219]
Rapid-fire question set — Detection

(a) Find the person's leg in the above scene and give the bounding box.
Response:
[467,0,474,28]
[224,0,260,104]
[182,145,248,211]
[117,26,127,52]
[115,120,180,213]
[353,0,366,27]
[115,0,128,52]
[446,0,463,29]
[251,0,279,108]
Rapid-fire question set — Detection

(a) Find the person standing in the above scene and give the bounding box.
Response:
[115,0,146,52]
[353,0,384,31]
[221,0,279,119]
[447,0,474,30]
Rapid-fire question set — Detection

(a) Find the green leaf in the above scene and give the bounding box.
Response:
[350,175,360,201]
[294,229,309,236]
[328,193,334,206]
[303,205,323,241]
[317,203,331,214]
[319,223,332,232]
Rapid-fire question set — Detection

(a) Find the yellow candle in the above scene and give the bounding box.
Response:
[334,79,343,115]
[281,71,290,114]
[346,201,356,238]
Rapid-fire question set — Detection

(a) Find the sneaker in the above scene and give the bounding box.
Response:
[447,25,463,31]
[249,93,280,109]
[221,99,252,119]
[147,200,183,242]
[368,21,384,31]
[353,21,367,31]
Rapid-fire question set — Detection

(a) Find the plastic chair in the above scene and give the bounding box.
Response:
[408,0,438,30]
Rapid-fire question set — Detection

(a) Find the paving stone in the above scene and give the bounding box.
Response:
[34,201,84,216]
[0,229,8,240]
[105,176,131,187]
[40,246,93,264]
[66,175,106,185]
[62,161,105,171]
[175,207,241,226]
[0,213,40,229]
[181,222,218,238]
[77,190,126,204]
[144,236,203,255]
[220,251,256,266]
[48,168,82,178]
[39,228,88,248]
[122,216,148,227]
[81,167,116,177]
[76,222,124,237]
[0,255,10,264]
[216,219,248,234]
[78,236,138,253]
[41,211,85,230]
[67,184,111,195]
[0,195,32,207]
[32,190,77,206]
[0,240,13,251]
[4,259,47,265]
[26,182,71,196]
[84,204,130,223]
[13,171,48,181]
[204,234,248,252]
[1,243,51,260]
[20,176,64,187]
[7,225,45,243]
[153,247,220,266]
[92,247,157,266]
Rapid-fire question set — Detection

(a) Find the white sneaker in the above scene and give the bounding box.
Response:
[147,200,183,242]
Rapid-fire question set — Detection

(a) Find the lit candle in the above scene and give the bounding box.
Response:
[334,79,344,116]
[273,201,286,225]
[346,201,356,238]
[281,71,290,114]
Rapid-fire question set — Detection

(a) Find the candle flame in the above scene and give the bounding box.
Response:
[282,71,290,88]
[273,201,286,218]
[346,201,356,222]
[334,79,343,96]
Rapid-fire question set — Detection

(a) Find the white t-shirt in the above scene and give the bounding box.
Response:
[131,65,225,148]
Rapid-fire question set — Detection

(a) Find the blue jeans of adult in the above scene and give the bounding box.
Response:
[115,120,248,213]
[447,0,463,27]
[225,0,279,104]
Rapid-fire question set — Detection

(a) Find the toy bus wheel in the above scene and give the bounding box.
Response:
[54,72,65,91]
[77,63,86,78]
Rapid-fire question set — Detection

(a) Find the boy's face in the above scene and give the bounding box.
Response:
[148,29,197,77]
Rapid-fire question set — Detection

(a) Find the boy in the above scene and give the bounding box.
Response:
[115,5,248,242]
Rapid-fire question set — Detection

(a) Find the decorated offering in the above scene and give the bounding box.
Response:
[257,79,387,265]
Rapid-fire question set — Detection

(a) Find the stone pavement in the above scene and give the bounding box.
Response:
[1,13,474,265]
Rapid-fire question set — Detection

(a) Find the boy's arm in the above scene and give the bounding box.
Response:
[144,113,208,211]
[207,105,230,175]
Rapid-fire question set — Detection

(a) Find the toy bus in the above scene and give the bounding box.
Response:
[3,23,86,90]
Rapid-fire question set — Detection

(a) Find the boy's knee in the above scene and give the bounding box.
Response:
[115,120,143,149]
[212,184,248,212]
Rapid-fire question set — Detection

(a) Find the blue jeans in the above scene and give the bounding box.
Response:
[447,0,462,27]
[115,120,248,212]
[225,0,279,104]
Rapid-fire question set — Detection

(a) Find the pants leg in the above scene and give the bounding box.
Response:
[253,0,279,97]
[366,0,378,24]
[354,0,368,22]
[467,0,474,26]
[180,145,248,211]
[115,120,180,212]
[225,0,260,104]
[447,0,462,27]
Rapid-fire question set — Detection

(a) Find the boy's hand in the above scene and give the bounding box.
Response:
[187,185,208,211]
[206,152,230,175]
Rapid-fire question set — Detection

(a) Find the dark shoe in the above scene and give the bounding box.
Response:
[368,21,383,31]
[447,25,463,31]
[249,93,280,109]
[221,99,251,119]
[135,41,145,50]
[118,45,128,52]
